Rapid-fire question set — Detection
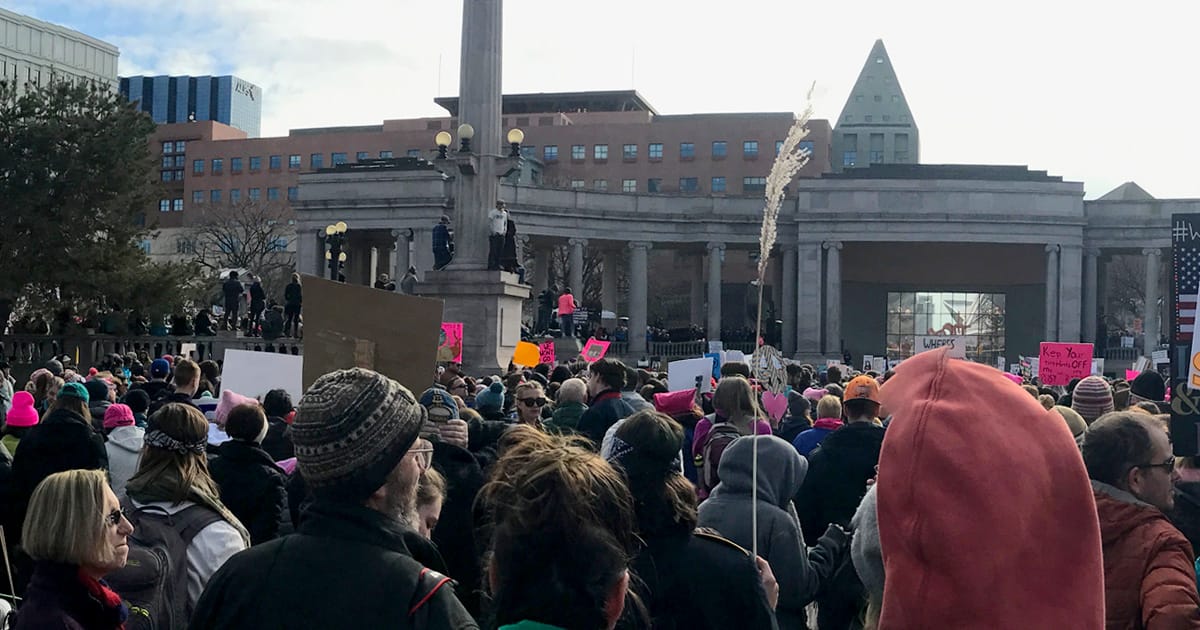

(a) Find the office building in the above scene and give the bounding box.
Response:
[122,75,263,137]
[832,39,919,171]
[0,7,119,93]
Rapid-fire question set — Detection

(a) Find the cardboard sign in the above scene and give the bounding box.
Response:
[914,335,968,359]
[220,349,304,402]
[668,357,714,393]
[1092,358,1105,376]
[871,357,886,374]
[1038,342,1094,386]
[513,341,541,367]
[704,352,723,380]
[1126,369,1141,382]
[538,340,556,365]
[438,323,463,364]
[580,338,611,363]
[302,275,442,395]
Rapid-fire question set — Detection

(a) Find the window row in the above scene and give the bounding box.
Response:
[184,187,299,205]
[569,176,767,194]
[190,150,404,176]
[538,140,812,163]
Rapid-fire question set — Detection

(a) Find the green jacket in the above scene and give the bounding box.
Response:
[545,401,587,435]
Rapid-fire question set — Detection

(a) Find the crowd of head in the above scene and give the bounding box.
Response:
[0,346,1197,629]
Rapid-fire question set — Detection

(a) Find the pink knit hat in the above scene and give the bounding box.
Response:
[653,389,697,416]
[215,389,258,427]
[5,391,38,428]
[803,386,829,402]
[103,404,135,430]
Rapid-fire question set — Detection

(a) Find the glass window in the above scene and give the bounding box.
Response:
[571,145,585,160]
[332,152,347,165]
[593,144,608,160]
[287,186,299,201]
[680,142,695,159]
[160,171,172,182]
[571,179,586,189]
[172,198,183,211]
[230,189,241,203]
[843,152,857,167]
[775,141,784,156]
[356,151,369,161]
[712,141,727,158]
[139,239,152,254]
[679,177,698,193]
[711,176,726,193]
[885,291,1006,364]
[743,177,766,193]
[874,95,882,102]
[269,155,282,170]
[159,199,170,212]
[267,187,280,201]
[162,141,173,154]
[521,145,535,158]
[593,179,607,191]
[174,155,186,167]
[311,153,324,168]
[174,141,186,153]
[647,178,662,193]
[622,179,637,193]
[193,159,204,174]
[743,141,759,158]
[161,156,174,168]
[892,95,900,102]
[248,156,261,171]
[622,144,637,160]
[543,145,558,161]
[380,150,393,158]
[231,157,243,173]
[406,149,421,157]
[192,190,204,204]
[648,143,663,159]
[799,140,814,156]
[289,154,301,169]
[864,115,873,122]
[211,189,222,202]
[248,188,261,201]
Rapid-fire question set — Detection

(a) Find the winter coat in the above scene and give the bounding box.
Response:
[630,530,778,630]
[1094,481,1200,629]
[577,390,635,449]
[208,439,288,545]
[87,401,112,432]
[260,416,294,462]
[794,422,884,544]
[189,500,478,629]
[546,401,587,434]
[791,417,843,458]
[104,425,144,498]
[430,441,487,618]
[621,391,654,414]
[698,435,844,630]
[222,278,243,303]
[284,282,302,308]
[774,415,811,447]
[133,379,173,403]
[12,562,126,630]
[249,283,266,308]
[8,407,107,542]
[1172,481,1200,558]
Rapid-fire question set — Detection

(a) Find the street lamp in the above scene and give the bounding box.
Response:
[323,221,349,281]
[457,123,475,153]
[435,130,452,159]
[506,128,525,158]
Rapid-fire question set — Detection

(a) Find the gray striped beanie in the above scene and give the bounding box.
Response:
[293,368,427,502]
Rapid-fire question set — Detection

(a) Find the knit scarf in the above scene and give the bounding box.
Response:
[77,567,129,629]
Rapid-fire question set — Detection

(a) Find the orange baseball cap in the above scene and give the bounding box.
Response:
[844,375,881,404]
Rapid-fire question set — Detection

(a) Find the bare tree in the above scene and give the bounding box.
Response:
[190,200,296,299]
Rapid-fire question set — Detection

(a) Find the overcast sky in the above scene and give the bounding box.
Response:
[14,0,1199,199]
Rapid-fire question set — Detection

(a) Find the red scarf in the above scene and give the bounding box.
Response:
[77,567,128,630]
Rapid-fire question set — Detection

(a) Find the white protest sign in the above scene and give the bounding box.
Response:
[862,355,874,372]
[725,350,747,364]
[826,359,842,368]
[914,335,969,359]
[668,357,714,393]
[997,356,1006,372]
[871,357,886,373]
[1152,349,1169,365]
[708,341,724,354]
[221,349,304,401]
[1092,358,1106,376]
[179,343,198,360]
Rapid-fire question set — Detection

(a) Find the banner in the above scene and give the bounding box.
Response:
[1038,342,1094,386]
[221,349,304,401]
[914,335,969,359]
[438,323,463,364]
[580,338,611,363]
[668,357,714,393]
[513,341,541,367]
[538,340,556,365]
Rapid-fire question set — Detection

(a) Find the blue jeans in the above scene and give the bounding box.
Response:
[560,315,574,338]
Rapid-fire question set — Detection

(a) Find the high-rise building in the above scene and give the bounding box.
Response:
[121,75,263,137]
[0,7,119,94]
[832,39,919,171]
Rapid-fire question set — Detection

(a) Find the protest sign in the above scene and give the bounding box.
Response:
[1126,369,1141,382]
[704,352,723,380]
[221,349,304,401]
[1153,349,1169,365]
[708,341,724,354]
[997,356,1006,372]
[580,338,611,363]
[1172,212,1200,455]
[538,340,556,365]
[668,357,714,393]
[725,350,747,364]
[180,343,198,360]
[438,323,463,363]
[302,275,442,393]
[1010,364,1020,375]
[914,335,968,359]
[1038,342,1094,386]
[862,355,874,372]
[888,359,903,370]
[513,341,541,367]
[871,357,886,374]
[826,359,842,368]
[1091,358,1105,376]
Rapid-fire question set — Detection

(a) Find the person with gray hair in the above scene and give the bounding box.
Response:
[546,377,588,435]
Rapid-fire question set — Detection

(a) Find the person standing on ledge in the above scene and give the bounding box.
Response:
[558,287,577,338]
[432,215,454,270]
[487,201,508,271]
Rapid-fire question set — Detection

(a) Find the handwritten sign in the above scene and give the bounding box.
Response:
[668,357,714,394]
[915,335,969,359]
[513,341,540,367]
[704,352,723,380]
[580,338,611,363]
[1038,342,1094,386]
[438,323,463,363]
[538,340,556,365]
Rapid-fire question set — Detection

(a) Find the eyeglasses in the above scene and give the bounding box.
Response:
[1134,457,1176,473]
[104,508,127,527]
[409,446,434,470]
[519,397,547,407]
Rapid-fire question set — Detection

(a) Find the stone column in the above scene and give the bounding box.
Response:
[628,242,651,355]
[689,255,704,326]
[296,229,320,277]
[391,228,411,280]
[1083,248,1100,344]
[1144,247,1162,357]
[411,228,434,281]
[1058,244,1082,342]
[781,245,797,355]
[823,241,843,356]
[376,240,392,283]
[602,250,619,317]
[1044,244,1059,342]
[707,242,725,341]
[534,244,552,293]
[568,238,587,295]
[796,242,822,358]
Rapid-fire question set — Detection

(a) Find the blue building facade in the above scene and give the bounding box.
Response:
[120,75,262,137]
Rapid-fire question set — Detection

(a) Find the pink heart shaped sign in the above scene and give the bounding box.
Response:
[761,391,789,423]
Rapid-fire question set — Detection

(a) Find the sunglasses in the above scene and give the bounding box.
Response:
[104,508,127,527]
[519,397,548,407]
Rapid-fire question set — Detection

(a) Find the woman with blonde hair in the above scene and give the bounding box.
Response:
[692,377,771,498]
[14,469,133,629]
[124,403,249,613]
[513,381,548,429]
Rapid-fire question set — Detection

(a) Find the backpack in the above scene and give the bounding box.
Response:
[106,497,223,630]
[694,422,743,497]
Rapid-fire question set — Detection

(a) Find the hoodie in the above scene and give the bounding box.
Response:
[697,435,843,630]
[791,417,843,458]
[874,347,1105,628]
[105,425,145,497]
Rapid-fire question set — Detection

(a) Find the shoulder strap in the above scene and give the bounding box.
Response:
[172,505,225,543]
[408,566,454,615]
[693,530,751,556]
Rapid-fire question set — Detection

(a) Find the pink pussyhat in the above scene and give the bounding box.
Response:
[5,391,38,428]
[215,389,259,427]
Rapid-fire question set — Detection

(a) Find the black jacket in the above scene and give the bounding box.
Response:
[222,278,243,303]
[578,390,635,449]
[430,442,487,618]
[148,391,200,416]
[626,530,778,630]
[208,440,287,545]
[261,416,294,461]
[133,380,173,403]
[7,408,107,543]
[190,500,478,629]
[284,282,302,307]
[12,562,126,630]
[794,422,884,544]
[1172,481,1200,557]
[249,283,266,308]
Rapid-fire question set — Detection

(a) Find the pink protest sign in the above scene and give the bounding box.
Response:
[437,323,463,363]
[1126,369,1141,382]
[580,338,611,363]
[538,340,556,365]
[1038,342,1093,386]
